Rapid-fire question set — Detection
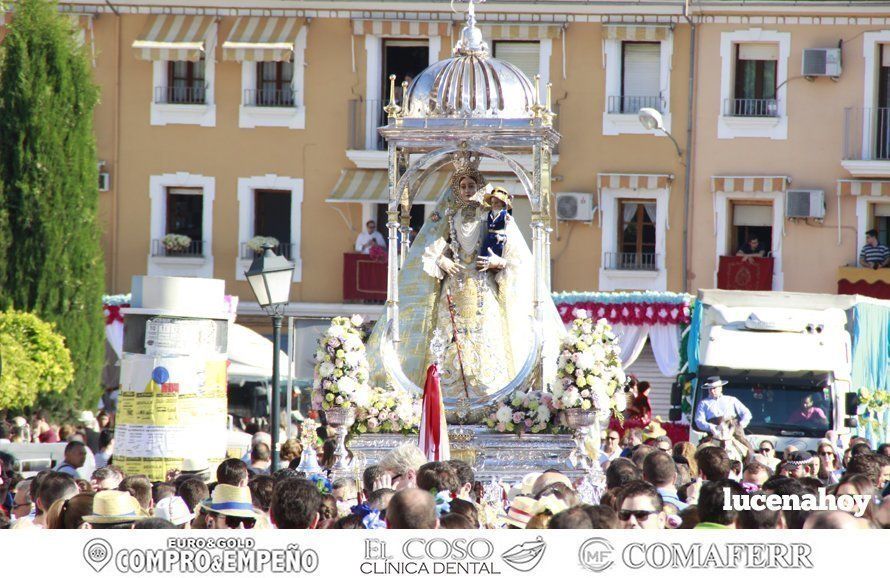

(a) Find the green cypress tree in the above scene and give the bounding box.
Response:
[0,0,105,412]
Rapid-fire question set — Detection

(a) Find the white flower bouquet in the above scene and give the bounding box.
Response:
[311,316,373,412]
[552,311,627,419]
[162,233,192,252]
[247,235,279,253]
[484,390,561,434]
[353,387,421,435]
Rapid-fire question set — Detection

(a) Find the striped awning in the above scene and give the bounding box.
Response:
[711,176,791,194]
[597,173,673,190]
[352,20,451,37]
[133,15,214,62]
[223,17,304,62]
[328,170,451,205]
[837,179,890,197]
[479,24,563,40]
[603,25,671,41]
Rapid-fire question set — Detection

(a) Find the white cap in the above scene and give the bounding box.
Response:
[252,432,272,448]
[154,496,194,526]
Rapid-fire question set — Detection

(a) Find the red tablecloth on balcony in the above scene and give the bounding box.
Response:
[343,253,387,303]
[837,266,890,299]
[717,256,774,291]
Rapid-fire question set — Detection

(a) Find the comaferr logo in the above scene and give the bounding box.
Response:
[621,543,813,569]
[579,538,615,573]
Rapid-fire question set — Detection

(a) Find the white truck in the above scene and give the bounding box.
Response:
[683,289,887,453]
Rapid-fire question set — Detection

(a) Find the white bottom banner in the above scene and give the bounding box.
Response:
[3,530,886,577]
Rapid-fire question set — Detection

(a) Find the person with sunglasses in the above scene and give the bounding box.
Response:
[754,440,780,470]
[201,484,263,529]
[599,429,623,466]
[816,441,843,485]
[616,480,666,529]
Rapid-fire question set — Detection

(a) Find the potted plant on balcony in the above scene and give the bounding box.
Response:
[162,234,192,255]
[247,235,279,256]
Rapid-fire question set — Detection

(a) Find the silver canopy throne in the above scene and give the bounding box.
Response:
[376,3,560,421]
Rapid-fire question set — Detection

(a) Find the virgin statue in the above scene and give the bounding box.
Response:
[367,152,565,403]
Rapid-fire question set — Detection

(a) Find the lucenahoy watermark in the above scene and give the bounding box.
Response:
[723,488,871,518]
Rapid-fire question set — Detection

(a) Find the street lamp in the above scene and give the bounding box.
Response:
[244,243,294,472]
[638,107,683,159]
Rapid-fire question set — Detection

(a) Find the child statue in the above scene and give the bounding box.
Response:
[480,187,512,260]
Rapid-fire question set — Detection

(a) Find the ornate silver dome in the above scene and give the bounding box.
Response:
[400,12,537,120]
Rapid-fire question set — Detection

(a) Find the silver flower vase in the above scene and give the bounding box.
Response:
[562,408,602,472]
[324,406,356,476]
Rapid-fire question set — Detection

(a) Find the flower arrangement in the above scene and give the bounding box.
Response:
[485,390,561,434]
[162,233,192,252]
[353,387,421,435]
[311,315,373,412]
[857,388,890,434]
[307,473,333,495]
[247,235,279,253]
[551,311,627,419]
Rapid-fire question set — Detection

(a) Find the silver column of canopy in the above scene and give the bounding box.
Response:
[377,0,559,411]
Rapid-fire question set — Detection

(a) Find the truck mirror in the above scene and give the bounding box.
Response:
[845,392,860,415]
[844,417,858,428]
[670,382,682,406]
[668,408,683,422]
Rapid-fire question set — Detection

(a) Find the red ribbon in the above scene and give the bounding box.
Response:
[103,304,127,325]
[420,364,444,461]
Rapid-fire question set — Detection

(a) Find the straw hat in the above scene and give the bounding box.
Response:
[642,420,668,441]
[701,376,729,390]
[200,484,262,519]
[500,496,542,529]
[507,472,541,500]
[180,457,211,480]
[82,491,148,524]
[154,496,194,526]
[483,187,512,210]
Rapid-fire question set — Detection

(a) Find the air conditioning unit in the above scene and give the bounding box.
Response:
[802,48,842,78]
[785,189,825,220]
[98,172,111,192]
[556,192,595,221]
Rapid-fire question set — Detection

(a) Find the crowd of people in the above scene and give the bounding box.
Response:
[1,406,890,530]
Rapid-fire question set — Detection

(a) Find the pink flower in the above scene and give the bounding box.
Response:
[512,412,524,424]
[524,418,533,428]
[496,423,506,432]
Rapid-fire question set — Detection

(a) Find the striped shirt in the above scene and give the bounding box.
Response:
[860,243,889,265]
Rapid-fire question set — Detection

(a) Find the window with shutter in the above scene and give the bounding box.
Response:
[493,41,540,83]
[619,42,661,113]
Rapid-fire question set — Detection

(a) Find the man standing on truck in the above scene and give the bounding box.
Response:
[694,377,753,437]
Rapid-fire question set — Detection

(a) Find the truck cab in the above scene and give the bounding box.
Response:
[689,290,861,453]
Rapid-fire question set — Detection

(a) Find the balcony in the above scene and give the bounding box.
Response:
[154,86,206,105]
[717,256,774,291]
[151,238,206,257]
[842,107,890,177]
[723,98,779,118]
[607,95,663,115]
[243,88,296,108]
[837,266,890,300]
[240,242,296,261]
[348,99,387,151]
[603,252,660,271]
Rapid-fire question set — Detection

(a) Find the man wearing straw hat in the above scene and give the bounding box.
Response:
[81,490,148,529]
[693,376,752,438]
[201,484,263,529]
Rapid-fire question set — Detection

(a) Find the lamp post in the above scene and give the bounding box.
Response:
[639,107,691,293]
[244,243,294,472]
